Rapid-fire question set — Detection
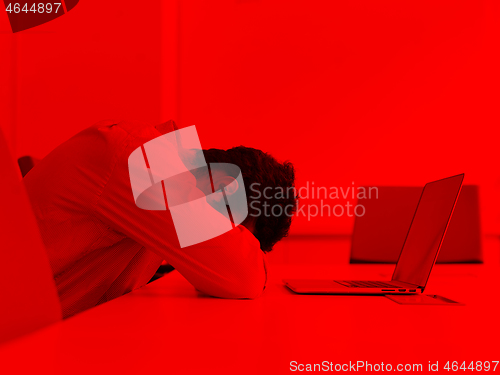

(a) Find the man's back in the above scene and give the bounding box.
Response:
[24,120,165,317]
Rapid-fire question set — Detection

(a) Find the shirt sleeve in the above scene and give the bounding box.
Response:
[93,123,267,299]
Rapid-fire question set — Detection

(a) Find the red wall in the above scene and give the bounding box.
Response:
[177,0,500,235]
[1,0,499,235]
[0,0,165,157]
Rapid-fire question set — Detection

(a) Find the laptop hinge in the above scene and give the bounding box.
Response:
[397,281,422,288]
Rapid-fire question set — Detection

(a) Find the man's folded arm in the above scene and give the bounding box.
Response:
[168,230,268,299]
[94,134,267,299]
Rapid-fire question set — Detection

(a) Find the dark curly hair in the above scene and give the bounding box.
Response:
[203,146,297,252]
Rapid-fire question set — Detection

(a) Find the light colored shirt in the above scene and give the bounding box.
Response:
[23,120,267,318]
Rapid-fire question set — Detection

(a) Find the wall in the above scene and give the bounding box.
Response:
[2,0,499,236]
[0,13,16,155]
[0,0,166,159]
[176,0,500,235]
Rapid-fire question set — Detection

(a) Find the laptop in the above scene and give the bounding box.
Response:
[283,174,464,295]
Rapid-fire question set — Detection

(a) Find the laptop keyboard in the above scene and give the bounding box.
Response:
[335,280,400,288]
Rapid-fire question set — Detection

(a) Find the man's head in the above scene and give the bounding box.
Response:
[202,146,297,252]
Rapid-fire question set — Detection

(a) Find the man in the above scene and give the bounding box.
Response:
[24,120,297,318]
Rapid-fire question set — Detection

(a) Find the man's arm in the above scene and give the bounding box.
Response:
[93,123,267,299]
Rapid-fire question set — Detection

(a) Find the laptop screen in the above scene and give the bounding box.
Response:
[392,174,464,288]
